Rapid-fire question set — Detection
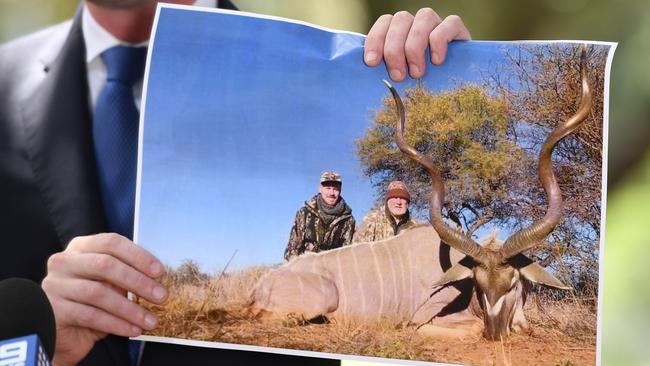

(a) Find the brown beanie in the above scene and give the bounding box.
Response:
[386,180,410,202]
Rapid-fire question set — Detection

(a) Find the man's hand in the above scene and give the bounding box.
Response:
[365,8,471,81]
[41,233,168,366]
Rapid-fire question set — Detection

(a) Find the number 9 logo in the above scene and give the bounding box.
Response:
[0,340,27,366]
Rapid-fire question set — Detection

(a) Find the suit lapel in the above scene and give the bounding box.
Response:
[19,0,238,247]
[21,8,106,246]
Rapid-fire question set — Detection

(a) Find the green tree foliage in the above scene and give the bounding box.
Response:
[357,83,525,236]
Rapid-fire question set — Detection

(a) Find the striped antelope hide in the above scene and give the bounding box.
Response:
[250,225,484,336]
[249,45,592,340]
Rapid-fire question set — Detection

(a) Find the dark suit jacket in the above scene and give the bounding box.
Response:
[0,2,338,365]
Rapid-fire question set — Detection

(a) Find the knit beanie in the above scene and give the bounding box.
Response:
[386,180,410,202]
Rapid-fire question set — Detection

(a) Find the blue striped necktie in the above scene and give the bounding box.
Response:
[93,45,147,239]
[93,45,147,366]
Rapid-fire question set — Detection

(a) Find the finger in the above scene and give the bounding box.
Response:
[429,15,471,65]
[365,14,392,66]
[405,8,442,78]
[52,295,143,338]
[49,251,168,304]
[384,11,415,81]
[68,233,165,279]
[54,277,160,331]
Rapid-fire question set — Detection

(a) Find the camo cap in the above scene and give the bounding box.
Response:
[320,171,342,184]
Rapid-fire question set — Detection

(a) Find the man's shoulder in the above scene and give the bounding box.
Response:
[361,207,385,222]
[0,20,72,63]
[295,197,317,216]
[0,20,72,100]
[301,196,320,213]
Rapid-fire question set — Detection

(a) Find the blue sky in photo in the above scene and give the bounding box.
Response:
[136,6,549,272]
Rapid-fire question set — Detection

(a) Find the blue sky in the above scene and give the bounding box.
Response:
[136,7,556,273]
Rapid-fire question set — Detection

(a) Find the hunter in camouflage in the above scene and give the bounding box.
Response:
[353,181,420,243]
[284,171,356,260]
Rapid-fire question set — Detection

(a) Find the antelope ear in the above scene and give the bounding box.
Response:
[519,262,571,290]
[508,253,571,290]
[432,261,474,288]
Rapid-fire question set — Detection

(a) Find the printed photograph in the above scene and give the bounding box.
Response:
[135,5,615,365]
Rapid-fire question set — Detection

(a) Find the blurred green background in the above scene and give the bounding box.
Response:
[2,0,648,364]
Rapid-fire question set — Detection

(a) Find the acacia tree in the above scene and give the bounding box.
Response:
[356,83,527,236]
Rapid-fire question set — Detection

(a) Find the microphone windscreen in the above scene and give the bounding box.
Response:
[0,278,56,359]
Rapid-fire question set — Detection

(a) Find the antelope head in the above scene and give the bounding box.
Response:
[383,45,592,340]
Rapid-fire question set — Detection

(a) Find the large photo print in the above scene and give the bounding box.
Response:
[135,5,615,365]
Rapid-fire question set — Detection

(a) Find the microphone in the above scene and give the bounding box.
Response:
[0,278,56,364]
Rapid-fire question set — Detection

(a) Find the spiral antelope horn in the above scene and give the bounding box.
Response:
[500,44,593,260]
[382,80,488,262]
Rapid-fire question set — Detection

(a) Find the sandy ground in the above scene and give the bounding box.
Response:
[143,302,595,366]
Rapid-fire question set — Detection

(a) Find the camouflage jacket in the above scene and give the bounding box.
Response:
[353,205,419,243]
[284,195,355,260]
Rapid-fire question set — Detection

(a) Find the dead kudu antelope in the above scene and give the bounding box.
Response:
[249,46,592,340]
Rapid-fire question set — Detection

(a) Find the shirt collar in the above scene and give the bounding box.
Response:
[82,0,217,64]
[82,4,147,64]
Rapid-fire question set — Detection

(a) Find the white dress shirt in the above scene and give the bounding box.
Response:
[82,0,217,111]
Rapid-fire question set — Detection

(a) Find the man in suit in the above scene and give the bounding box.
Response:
[0,1,471,365]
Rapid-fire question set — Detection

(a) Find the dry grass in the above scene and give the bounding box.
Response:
[138,264,597,366]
